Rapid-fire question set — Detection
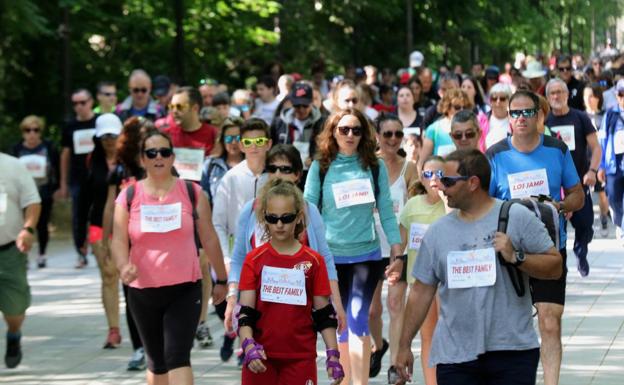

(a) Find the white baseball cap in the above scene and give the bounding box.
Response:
[409,51,424,68]
[95,113,122,137]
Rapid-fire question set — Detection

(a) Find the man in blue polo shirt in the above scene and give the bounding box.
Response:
[486,90,584,385]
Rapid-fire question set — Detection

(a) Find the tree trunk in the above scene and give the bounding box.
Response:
[174,0,185,82]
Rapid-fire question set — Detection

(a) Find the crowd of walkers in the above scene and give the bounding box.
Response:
[2,47,624,385]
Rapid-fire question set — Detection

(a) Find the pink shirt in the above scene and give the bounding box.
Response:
[116,178,202,289]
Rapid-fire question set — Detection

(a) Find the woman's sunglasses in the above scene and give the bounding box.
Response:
[382,130,404,139]
[337,126,362,136]
[422,170,444,180]
[264,213,298,224]
[144,147,173,159]
[224,135,240,144]
[266,165,294,174]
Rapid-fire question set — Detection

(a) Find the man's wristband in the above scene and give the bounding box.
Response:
[215,279,228,286]
[22,226,35,235]
[590,168,598,174]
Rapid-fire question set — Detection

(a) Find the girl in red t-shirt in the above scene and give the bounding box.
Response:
[237,179,344,385]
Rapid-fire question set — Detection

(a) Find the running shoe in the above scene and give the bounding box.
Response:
[37,255,47,268]
[369,338,389,378]
[127,347,146,371]
[103,327,122,349]
[195,322,213,348]
[220,333,235,361]
[75,254,88,269]
[600,214,609,237]
[5,334,22,369]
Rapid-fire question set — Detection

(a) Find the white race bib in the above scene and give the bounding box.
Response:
[615,130,624,155]
[551,125,576,151]
[409,223,429,251]
[436,144,456,156]
[332,178,375,209]
[260,266,307,306]
[447,248,497,289]
[404,127,421,137]
[507,169,549,199]
[19,155,47,178]
[72,129,96,154]
[140,202,182,233]
[0,192,6,226]
[173,148,205,181]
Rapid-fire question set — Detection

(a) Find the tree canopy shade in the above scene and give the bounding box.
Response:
[1,0,623,150]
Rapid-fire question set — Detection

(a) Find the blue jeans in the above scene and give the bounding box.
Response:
[606,171,624,229]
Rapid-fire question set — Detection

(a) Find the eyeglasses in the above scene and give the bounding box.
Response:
[224,135,240,144]
[266,164,294,174]
[264,213,298,224]
[421,170,444,179]
[509,108,538,119]
[22,128,41,134]
[144,147,173,159]
[451,130,477,140]
[337,125,362,136]
[558,66,572,72]
[168,103,189,111]
[100,134,118,140]
[491,96,508,103]
[381,130,405,139]
[100,92,115,97]
[293,104,310,109]
[241,137,270,148]
[72,100,89,106]
[440,175,470,188]
[131,87,149,94]
[451,104,465,111]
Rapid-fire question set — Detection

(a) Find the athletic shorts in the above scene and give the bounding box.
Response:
[0,243,31,316]
[530,248,567,306]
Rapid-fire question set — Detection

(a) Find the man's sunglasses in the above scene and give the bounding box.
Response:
[422,170,444,179]
[224,135,240,144]
[168,103,189,111]
[131,87,149,94]
[440,175,470,188]
[337,125,362,136]
[241,137,270,148]
[558,66,572,72]
[451,131,477,140]
[509,108,538,119]
[144,147,173,159]
[266,165,294,174]
[264,213,298,224]
[382,130,404,139]
[22,128,41,134]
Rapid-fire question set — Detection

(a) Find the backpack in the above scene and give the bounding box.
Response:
[497,198,560,297]
[126,180,200,252]
[317,163,380,213]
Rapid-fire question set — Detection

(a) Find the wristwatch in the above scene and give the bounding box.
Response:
[590,168,598,174]
[513,249,526,267]
[394,254,407,262]
[215,279,228,286]
[22,226,35,234]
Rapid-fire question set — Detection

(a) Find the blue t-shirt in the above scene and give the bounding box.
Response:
[486,135,580,245]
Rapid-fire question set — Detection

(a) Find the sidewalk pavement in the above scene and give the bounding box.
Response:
[1,226,623,384]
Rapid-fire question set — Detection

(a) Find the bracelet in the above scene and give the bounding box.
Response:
[215,279,228,286]
[226,288,238,299]
[394,254,407,262]
[22,226,35,234]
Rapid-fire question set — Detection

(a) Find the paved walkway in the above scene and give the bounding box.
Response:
[1,224,623,384]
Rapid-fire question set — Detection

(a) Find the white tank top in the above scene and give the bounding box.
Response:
[375,159,409,257]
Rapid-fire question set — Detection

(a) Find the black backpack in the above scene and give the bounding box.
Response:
[497,198,560,297]
[317,163,380,213]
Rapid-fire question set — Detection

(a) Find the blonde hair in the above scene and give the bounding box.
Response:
[20,115,45,131]
[255,179,307,242]
[437,89,473,116]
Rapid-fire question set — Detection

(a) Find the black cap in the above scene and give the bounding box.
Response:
[289,82,313,106]
[153,75,171,97]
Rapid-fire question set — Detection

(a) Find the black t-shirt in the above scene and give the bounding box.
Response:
[11,140,60,198]
[61,116,98,184]
[566,77,586,111]
[85,157,111,227]
[545,108,596,177]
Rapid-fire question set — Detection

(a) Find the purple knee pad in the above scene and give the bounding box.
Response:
[326,349,345,381]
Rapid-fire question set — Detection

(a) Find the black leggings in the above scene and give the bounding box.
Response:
[128,280,202,374]
[122,284,143,350]
[37,197,53,255]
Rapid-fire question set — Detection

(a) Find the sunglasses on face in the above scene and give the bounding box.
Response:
[168,103,189,112]
[224,135,240,144]
[382,130,405,139]
[241,137,270,148]
[558,66,572,72]
[131,87,148,94]
[100,134,118,141]
[144,147,173,159]
[264,213,298,224]
[337,125,362,136]
[509,108,538,119]
[440,175,470,188]
[22,128,41,134]
[422,170,444,179]
[491,96,508,103]
[451,104,465,111]
[72,100,89,106]
[451,130,477,140]
[100,92,115,97]
[266,164,294,174]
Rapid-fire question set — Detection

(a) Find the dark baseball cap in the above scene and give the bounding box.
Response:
[289,82,313,106]
[153,75,171,97]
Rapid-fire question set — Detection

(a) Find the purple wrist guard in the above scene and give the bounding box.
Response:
[242,338,264,367]
[326,349,344,380]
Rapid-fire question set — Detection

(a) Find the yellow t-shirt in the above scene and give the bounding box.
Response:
[399,194,446,284]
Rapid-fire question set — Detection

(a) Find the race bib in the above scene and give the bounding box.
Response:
[72,129,96,154]
[140,202,182,233]
[436,144,456,156]
[409,223,429,251]
[293,141,310,168]
[0,192,6,226]
[551,125,576,151]
[404,127,421,137]
[615,130,624,155]
[332,178,375,209]
[447,248,497,289]
[173,148,205,181]
[19,155,46,178]
[507,169,549,199]
[260,266,307,306]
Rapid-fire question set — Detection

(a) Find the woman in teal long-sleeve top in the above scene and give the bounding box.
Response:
[304,108,402,385]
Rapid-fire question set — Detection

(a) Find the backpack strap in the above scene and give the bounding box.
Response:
[497,199,526,297]
[126,184,136,212]
[185,180,198,220]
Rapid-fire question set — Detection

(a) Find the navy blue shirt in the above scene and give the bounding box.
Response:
[545,108,596,178]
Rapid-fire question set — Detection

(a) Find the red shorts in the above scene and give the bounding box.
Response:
[242,357,317,385]
[88,225,104,244]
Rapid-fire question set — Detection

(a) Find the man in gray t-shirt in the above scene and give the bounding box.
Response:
[393,149,562,385]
